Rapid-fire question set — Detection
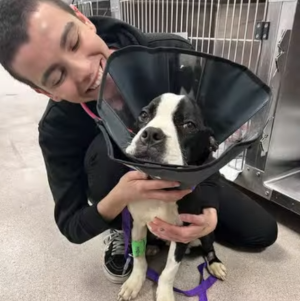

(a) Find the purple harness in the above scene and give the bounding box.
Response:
[122,207,218,301]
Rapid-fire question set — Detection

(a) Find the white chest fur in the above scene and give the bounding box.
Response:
[128,200,182,234]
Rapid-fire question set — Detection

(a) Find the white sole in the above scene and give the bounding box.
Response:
[102,263,131,284]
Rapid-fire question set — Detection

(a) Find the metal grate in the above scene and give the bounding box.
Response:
[73,0,111,17]
[75,0,270,172]
[120,0,268,73]
[120,0,269,172]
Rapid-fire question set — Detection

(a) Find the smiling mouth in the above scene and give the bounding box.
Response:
[87,59,105,92]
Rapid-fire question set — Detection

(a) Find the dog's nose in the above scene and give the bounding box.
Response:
[141,127,165,145]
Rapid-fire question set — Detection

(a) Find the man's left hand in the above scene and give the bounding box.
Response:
[149,208,218,244]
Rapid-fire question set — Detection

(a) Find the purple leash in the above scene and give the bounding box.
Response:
[122,207,218,301]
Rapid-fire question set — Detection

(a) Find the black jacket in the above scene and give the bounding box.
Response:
[38,16,220,244]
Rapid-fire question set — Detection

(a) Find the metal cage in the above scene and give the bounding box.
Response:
[74,0,300,215]
[72,0,111,17]
[120,1,268,72]
[118,0,270,173]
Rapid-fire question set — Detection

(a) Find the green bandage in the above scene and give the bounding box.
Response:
[132,238,147,257]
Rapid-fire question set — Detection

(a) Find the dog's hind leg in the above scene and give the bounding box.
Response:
[118,220,148,301]
[156,242,188,301]
[200,233,227,281]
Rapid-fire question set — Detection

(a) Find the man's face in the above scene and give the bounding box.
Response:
[12,3,111,103]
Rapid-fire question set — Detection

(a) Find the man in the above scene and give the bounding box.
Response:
[0,0,278,285]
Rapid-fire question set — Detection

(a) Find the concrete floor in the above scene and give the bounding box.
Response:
[0,65,300,301]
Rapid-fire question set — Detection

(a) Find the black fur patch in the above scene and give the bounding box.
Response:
[173,97,213,166]
[174,242,189,263]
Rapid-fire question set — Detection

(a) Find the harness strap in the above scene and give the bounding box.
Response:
[81,103,102,121]
[122,207,218,300]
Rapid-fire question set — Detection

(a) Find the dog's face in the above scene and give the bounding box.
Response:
[125,93,217,166]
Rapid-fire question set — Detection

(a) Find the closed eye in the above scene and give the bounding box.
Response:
[71,35,80,51]
[51,69,66,88]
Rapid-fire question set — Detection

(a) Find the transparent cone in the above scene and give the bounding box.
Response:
[96,46,271,187]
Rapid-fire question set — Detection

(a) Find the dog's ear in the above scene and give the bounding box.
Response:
[186,127,216,166]
[204,127,219,152]
[132,119,141,133]
[209,136,219,152]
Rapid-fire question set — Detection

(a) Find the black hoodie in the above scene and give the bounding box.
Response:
[38,16,219,244]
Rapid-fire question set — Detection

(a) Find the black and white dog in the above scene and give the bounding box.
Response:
[118,93,227,301]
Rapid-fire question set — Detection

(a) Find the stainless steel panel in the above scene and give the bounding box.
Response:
[270,190,300,216]
[263,1,300,204]
[243,0,297,172]
[120,0,271,173]
[235,164,273,200]
[265,169,300,201]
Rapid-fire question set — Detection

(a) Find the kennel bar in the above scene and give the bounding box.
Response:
[75,0,300,215]
[72,0,112,17]
[118,0,269,173]
[115,0,300,216]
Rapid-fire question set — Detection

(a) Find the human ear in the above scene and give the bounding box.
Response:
[70,4,96,33]
[51,96,62,102]
[32,88,61,102]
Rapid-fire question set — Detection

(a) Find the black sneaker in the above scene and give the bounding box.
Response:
[102,229,133,284]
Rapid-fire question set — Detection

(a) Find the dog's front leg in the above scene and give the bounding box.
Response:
[201,234,227,280]
[118,220,147,301]
[156,242,188,301]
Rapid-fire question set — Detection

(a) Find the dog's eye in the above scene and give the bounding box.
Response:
[139,111,149,122]
[183,122,196,130]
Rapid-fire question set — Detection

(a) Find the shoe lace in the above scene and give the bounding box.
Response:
[103,229,126,256]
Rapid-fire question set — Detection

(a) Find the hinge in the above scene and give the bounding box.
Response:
[254,22,270,40]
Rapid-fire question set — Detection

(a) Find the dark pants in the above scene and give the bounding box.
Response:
[85,134,278,250]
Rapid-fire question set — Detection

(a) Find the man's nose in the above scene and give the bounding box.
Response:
[69,58,93,85]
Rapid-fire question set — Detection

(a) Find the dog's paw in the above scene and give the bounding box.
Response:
[146,245,160,257]
[156,285,175,301]
[118,274,145,301]
[208,262,227,281]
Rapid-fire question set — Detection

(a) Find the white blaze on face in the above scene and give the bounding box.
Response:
[126,93,185,166]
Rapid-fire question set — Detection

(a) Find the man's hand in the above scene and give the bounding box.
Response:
[149,208,218,244]
[111,170,192,205]
[98,171,192,221]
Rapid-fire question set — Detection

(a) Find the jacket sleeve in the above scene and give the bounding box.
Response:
[38,102,112,244]
[197,172,221,211]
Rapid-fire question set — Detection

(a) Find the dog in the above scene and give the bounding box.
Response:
[118,93,226,301]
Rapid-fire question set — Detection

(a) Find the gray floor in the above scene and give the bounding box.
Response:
[0,65,300,301]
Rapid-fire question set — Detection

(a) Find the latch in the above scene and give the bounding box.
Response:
[275,29,291,73]
[254,21,270,40]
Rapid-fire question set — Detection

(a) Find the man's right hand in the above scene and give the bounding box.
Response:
[112,170,192,205]
[97,170,192,222]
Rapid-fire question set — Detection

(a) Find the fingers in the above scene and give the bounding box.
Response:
[124,170,148,180]
[149,218,205,244]
[140,179,181,191]
[150,216,215,243]
[123,171,192,203]
[179,214,206,226]
[146,189,192,202]
[125,171,181,190]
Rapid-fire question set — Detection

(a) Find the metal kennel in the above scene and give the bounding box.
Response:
[74,0,300,216]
